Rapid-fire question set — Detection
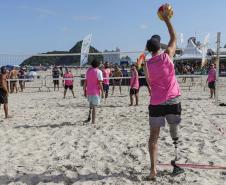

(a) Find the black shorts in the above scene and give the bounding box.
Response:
[113,79,121,85]
[10,81,17,84]
[103,84,109,93]
[139,78,148,86]
[0,89,8,104]
[53,80,59,85]
[208,81,215,89]
[130,88,139,95]
[149,103,182,117]
[64,85,73,90]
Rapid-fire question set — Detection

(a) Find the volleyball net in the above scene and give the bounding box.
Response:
[0,51,224,105]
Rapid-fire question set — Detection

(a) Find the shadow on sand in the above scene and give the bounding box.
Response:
[14,122,77,129]
[0,171,144,185]
[100,104,124,108]
[211,113,226,116]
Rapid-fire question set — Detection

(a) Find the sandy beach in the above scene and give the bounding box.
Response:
[0,76,226,185]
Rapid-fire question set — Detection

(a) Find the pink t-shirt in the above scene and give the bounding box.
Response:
[147,52,181,105]
[86,68,103,96]
[130,69,139,89]
[64,73,74,86]
[102,68,111,85]
[207,68,216,83]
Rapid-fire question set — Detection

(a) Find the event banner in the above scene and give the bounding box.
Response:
[80,34,92,66]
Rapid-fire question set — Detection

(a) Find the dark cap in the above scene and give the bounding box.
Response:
[151,35,161,42]
[146,37,161,53]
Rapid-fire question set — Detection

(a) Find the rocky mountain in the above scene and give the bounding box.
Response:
[20,41,103,66]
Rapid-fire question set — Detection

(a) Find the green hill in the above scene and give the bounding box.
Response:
[20,41,103,66]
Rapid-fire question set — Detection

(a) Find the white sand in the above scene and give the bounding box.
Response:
[0,76,226,185]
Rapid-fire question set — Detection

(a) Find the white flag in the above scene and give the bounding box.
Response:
[177,33,184,48]
[180,33,184,45]
[201,33,210,67]
[80,34,92,66]
[204,33,210,46]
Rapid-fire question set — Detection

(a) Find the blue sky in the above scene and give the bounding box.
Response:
[0,0,226,55]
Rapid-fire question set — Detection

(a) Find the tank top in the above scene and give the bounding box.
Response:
[86,68,101,96]
[63,73,74,86]
[102,68,111,85]
[207,68,216,83]
[130,69,139,89]
[146,52,181,105]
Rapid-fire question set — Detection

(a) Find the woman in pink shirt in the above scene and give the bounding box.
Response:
[129,64,139,106]
[207,64,216,98]
[83,60,104,125]
[144,9,182,179]
[63,68,75,98]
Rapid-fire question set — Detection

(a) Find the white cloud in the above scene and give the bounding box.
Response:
[140,24,148,30]
[73,16,99,21]
[18,6,56,17]
[35,8,56,16]
[61,27,72,33]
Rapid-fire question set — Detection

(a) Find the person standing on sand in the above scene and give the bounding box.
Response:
[83,60,104,125]
[129,64,139,106]
[18,67,25,92]
[112,65,123,95]
[102,62,111,102]
[207,64,216,98]
[52,65,60,91]
[144,9,181,180]
[0,67,10,118]
[63,68,75,98]
[9,67,18,93]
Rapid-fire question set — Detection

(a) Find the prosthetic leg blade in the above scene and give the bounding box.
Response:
[84,117,91,123]
[171,160,185,176]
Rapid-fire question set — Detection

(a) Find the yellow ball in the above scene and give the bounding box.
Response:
[157,4,173,21]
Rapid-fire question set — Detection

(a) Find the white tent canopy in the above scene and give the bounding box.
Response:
[212,48,226,55]
[175,39,206,60]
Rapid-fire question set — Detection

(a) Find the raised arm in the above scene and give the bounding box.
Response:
[164,18,177,58]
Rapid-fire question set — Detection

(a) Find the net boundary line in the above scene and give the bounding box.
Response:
[6,75,206,82]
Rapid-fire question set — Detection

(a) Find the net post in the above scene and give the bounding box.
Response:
[215,32,221,106]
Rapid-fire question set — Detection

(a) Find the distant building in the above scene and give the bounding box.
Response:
[103,47,120,64]
[212,48,226,76]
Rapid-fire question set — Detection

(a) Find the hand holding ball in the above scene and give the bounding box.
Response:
[157,4,173,21]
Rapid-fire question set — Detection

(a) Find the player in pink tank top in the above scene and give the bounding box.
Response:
[63,68,75,99]
[206,64,216,98]
[83,60,104,125]
[102,62,112,101]
[129,64,139,106]
[143,9,183,179]
[146,53,181,105]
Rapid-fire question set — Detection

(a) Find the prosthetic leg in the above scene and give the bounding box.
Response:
[171,137,184,175]
[169,124,184,176]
